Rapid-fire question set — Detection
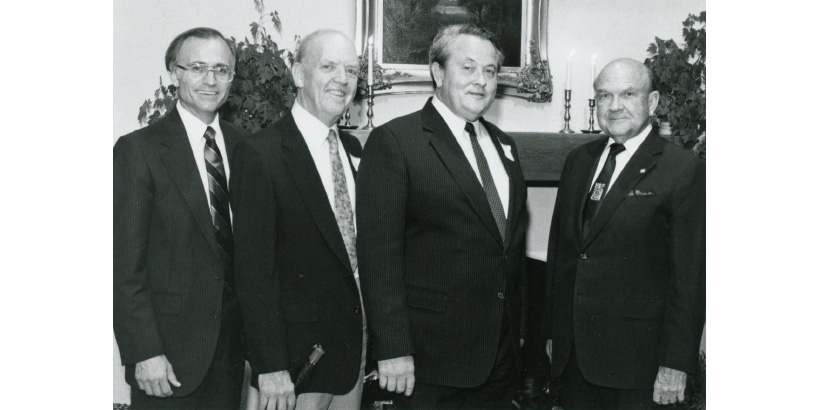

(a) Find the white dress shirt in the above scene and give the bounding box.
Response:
[177,101,231,212]
[588,124,652,194]
[431,96,510,216]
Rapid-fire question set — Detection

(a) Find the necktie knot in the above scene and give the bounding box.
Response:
[464,122,477,140]
[608,143,626,157]
[204,126,216,142]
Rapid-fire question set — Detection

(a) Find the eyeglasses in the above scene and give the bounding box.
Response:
[175,64,235,83]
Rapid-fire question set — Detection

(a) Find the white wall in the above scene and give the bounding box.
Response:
[113,0,705,402]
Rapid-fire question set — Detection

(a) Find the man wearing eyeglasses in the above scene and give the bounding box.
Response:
[114,27,248,410]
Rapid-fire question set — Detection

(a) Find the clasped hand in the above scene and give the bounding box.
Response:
[135,354,181,397]
[258,370,296,410]
[377,355,415,396]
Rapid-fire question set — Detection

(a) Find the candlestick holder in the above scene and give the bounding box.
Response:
[338,108,356,129]
[360,85,375,130]
[581,99,602,134]
[559,89,574,133]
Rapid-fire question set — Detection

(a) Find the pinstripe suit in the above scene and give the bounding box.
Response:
[357,98,529,391]
[113,108,248,402]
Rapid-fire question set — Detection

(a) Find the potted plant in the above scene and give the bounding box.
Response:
[644,11,705,159]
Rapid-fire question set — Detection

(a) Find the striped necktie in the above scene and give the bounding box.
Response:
[465,122,507,242]
[203,126,234,288]
[582,143,626,237]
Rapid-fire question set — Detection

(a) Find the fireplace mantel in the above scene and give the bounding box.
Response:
[346,129,605,184]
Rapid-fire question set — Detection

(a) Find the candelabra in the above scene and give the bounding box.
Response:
[559,89,574,133]
[361,85,375,130]
[581,98,602,134]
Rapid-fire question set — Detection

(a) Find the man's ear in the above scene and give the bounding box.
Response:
[169,67,180,87]
[431,62,444,88]
[648,90,660,116]
[292,62,304,89]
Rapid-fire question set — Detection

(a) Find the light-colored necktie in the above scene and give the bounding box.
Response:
[327,129,357,272]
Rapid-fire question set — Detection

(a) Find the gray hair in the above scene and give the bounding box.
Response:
[428,24,505,87]
[294,29,348,64]
[165,27,236,71]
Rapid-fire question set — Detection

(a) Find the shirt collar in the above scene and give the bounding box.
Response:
[176,101,223,142]
[431,95,481,140]
[606,123,652,154]
[291,100,339,150]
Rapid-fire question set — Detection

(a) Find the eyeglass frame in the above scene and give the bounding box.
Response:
[174,63,235,83]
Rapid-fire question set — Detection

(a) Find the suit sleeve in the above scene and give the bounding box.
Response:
[541,158,571,339]
[113,136,165,365]
[231,139,290,374]
[659,159,706,374]
[356,126,415,361]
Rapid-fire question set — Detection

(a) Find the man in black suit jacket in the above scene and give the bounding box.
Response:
[231,30,366,410]
[114,28,248,409]
[357,24,529,409]
[542,58,705,410]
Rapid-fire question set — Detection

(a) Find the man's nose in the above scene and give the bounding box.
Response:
[334,67,349,85]
[474,70,487,87]
[202,69,217,85]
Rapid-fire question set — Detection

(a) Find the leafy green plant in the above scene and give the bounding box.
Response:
[137,0,296,132]
[644,11,705,158]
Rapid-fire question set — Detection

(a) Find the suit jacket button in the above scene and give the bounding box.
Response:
[213,311,219,319]
[214,274,221,280]
[580,253,588,260]
[354,307,360,314]
[497,292,504,299]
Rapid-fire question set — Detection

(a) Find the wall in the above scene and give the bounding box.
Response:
[113,0,705,402]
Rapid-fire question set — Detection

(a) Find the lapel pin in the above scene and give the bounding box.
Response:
[639,168,646,174]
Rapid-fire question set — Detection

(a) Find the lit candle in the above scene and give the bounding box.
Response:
[590,53,598,99]
[565,49,575,90]
[367,36,374,86]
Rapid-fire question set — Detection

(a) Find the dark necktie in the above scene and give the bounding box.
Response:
[327,129,358,272]
[582,143,626,237]
[465,122,507,241]
[203,126,234,289]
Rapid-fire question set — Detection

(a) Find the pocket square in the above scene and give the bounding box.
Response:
[626,189,656,197]
[500,143,515,161]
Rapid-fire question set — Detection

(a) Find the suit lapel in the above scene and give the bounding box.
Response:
[339,130,360,179]
[423,101,504,246]
[582,130,663,248]
[159,109,228,268]
[279,113,354,273]
[573,139,608,247]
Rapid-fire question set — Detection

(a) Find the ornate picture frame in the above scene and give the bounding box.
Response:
[354,0,553,102]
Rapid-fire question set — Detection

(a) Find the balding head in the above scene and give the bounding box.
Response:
[593,58,659,142]
[292,30,359,126]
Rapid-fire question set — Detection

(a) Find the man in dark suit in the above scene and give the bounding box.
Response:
[542,58,705,409]
[230,30,366,410]
[357,24,529,409]
[114,27,248,409]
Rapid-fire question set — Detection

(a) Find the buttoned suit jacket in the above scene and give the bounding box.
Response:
[357,99,529,388]
[113,108,248,396]
[542,127,705,389]
[230,112,364,394]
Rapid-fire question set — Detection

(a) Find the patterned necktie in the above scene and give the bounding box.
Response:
[203,126,234,288]
[582,143,626,237]
[327,129,358,272]
[465,122,507,242]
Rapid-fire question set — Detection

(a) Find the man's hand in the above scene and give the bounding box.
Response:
[545,339,553,363]
[653,366,687,405]
[134,355,181,397]
[258,370,296,410]
[377,356,415,396]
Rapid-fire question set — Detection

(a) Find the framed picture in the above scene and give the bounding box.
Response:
[354,0,552,101]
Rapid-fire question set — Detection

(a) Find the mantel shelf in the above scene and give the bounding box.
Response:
[345,129,605,183]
